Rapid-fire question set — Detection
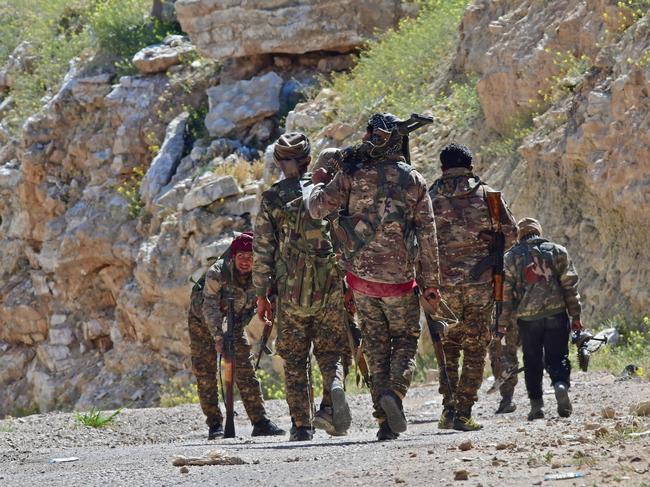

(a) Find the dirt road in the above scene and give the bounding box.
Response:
[1,372,649,486]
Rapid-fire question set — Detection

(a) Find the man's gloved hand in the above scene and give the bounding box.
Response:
[257,296,273,322]
[214,336,224,354]
[571,319,583,332]
[311,167,333,186]
[422,287,442,309]
[344,286,356,315]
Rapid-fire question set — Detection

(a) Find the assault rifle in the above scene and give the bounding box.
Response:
[255,320,273,370]
[223,297,236,438]
[347,314,371,387]
[485,191,506,382]
[419,291,453,399]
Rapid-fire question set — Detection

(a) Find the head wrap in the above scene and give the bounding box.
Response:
[273,132,311,178]
[363,113,405,160]
[517,217,542,241]
[439,143,473,171]
[231,231,253,255]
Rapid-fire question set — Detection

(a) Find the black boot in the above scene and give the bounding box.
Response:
[554,382,572,418]
[527,398,545,421]
[376,422,399,441]
[208,423,224,440]
[331,381,352,434]
[252,418,286,437]
[495,394,517,414]
[289,426,313,441]
[378,390,407,433]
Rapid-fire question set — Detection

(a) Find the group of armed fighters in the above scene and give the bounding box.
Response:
[187,112,584,441]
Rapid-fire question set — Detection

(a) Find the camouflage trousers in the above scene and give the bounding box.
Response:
[188,297,267,427]
[488,319,520,397]
[353,290,421,422]
[275,288,348,428]
[439,283,493,415]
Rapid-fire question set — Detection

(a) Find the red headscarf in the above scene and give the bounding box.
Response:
[231,231,253,255]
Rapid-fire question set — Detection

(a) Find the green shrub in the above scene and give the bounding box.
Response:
[75,408,122,428]
[328,0,470,122]
[159,379,200,407]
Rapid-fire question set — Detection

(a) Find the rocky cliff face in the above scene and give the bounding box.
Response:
[0,1,409,416]
[0,0,648,416]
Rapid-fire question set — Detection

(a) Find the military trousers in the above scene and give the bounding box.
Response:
[439,283,493,415]
[353,290,421,422]
[489,320,520,397]
[275,288,348,428]
[518,312,571,400]
[188,298,267,426]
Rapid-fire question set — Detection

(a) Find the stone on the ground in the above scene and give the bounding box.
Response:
[458,440,473,451]
[454,469,469,481]
[630,401,650,417]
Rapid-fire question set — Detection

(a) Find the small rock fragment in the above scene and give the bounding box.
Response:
[594,427,610,438]
[180,466,189,474]
[458,440,473,451]
[454,469,469,481]
[601,407,616,419]
[630,401,650,417]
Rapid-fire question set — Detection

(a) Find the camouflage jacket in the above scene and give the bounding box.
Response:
[307,156,440,288]
[501,236,582,327]
[253,174,341,310]
[202,257,256,340]
[429,167,517,287]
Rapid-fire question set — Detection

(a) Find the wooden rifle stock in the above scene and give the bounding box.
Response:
[223,297,236,438]
[485,191,505,380]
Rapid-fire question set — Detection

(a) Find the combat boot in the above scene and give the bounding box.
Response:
[527,398,545,421]
[495,394,517,414]
[376,421,399,441]
[331,381,352,434]
[208,423,224,440]
[289,426,313,441]
[251,418,285,437]
[438,407,455,429]
[554,382,573,418]
[379,390,407,433]
[453,412,483,431]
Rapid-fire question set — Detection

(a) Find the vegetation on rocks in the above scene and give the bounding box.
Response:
[0,0,180,132]
[75,407,122,428]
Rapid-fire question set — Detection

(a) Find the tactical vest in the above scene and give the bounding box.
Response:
[265,175,338,311]
[336,160,417,261]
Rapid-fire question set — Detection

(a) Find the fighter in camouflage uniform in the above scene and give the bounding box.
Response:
[253,133,352,442]
[428,144,517,431]
[308,113,441,441]
[501,218,583,420]
[192,232,284,439]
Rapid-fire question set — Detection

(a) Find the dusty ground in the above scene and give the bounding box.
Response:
[1,372,649,487]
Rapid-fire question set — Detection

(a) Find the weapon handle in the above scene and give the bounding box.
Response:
[223,298,236,438]
[485,191,502,231]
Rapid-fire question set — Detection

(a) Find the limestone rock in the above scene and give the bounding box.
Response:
[182,174,242,211]
[176,0,403,59]
[132,36,196,75]
[141,112,189,207]
[205,72,283,137]
[0,41,35,90]
[0,346,35,384]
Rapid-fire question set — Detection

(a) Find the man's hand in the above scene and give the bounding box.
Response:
[214,336,224,354]
[257,296,273,322]
[311,167,333,186]
[571,319,583,332]
[344,287,356,315]
[422,287,442,310]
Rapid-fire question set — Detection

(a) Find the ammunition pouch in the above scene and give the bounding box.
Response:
[276,249,337,311]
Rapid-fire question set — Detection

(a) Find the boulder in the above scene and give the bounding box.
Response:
[132,36,196,75]
[182,174,242,211]
[140,112,189,207]
[205,72,283,137]
[0,346,35,384]
[176,0,403,59]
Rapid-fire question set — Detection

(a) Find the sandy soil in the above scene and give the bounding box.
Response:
[1,372,649,487]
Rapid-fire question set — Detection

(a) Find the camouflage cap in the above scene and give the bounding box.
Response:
[273,132,311,162]
[517,217,542,240]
